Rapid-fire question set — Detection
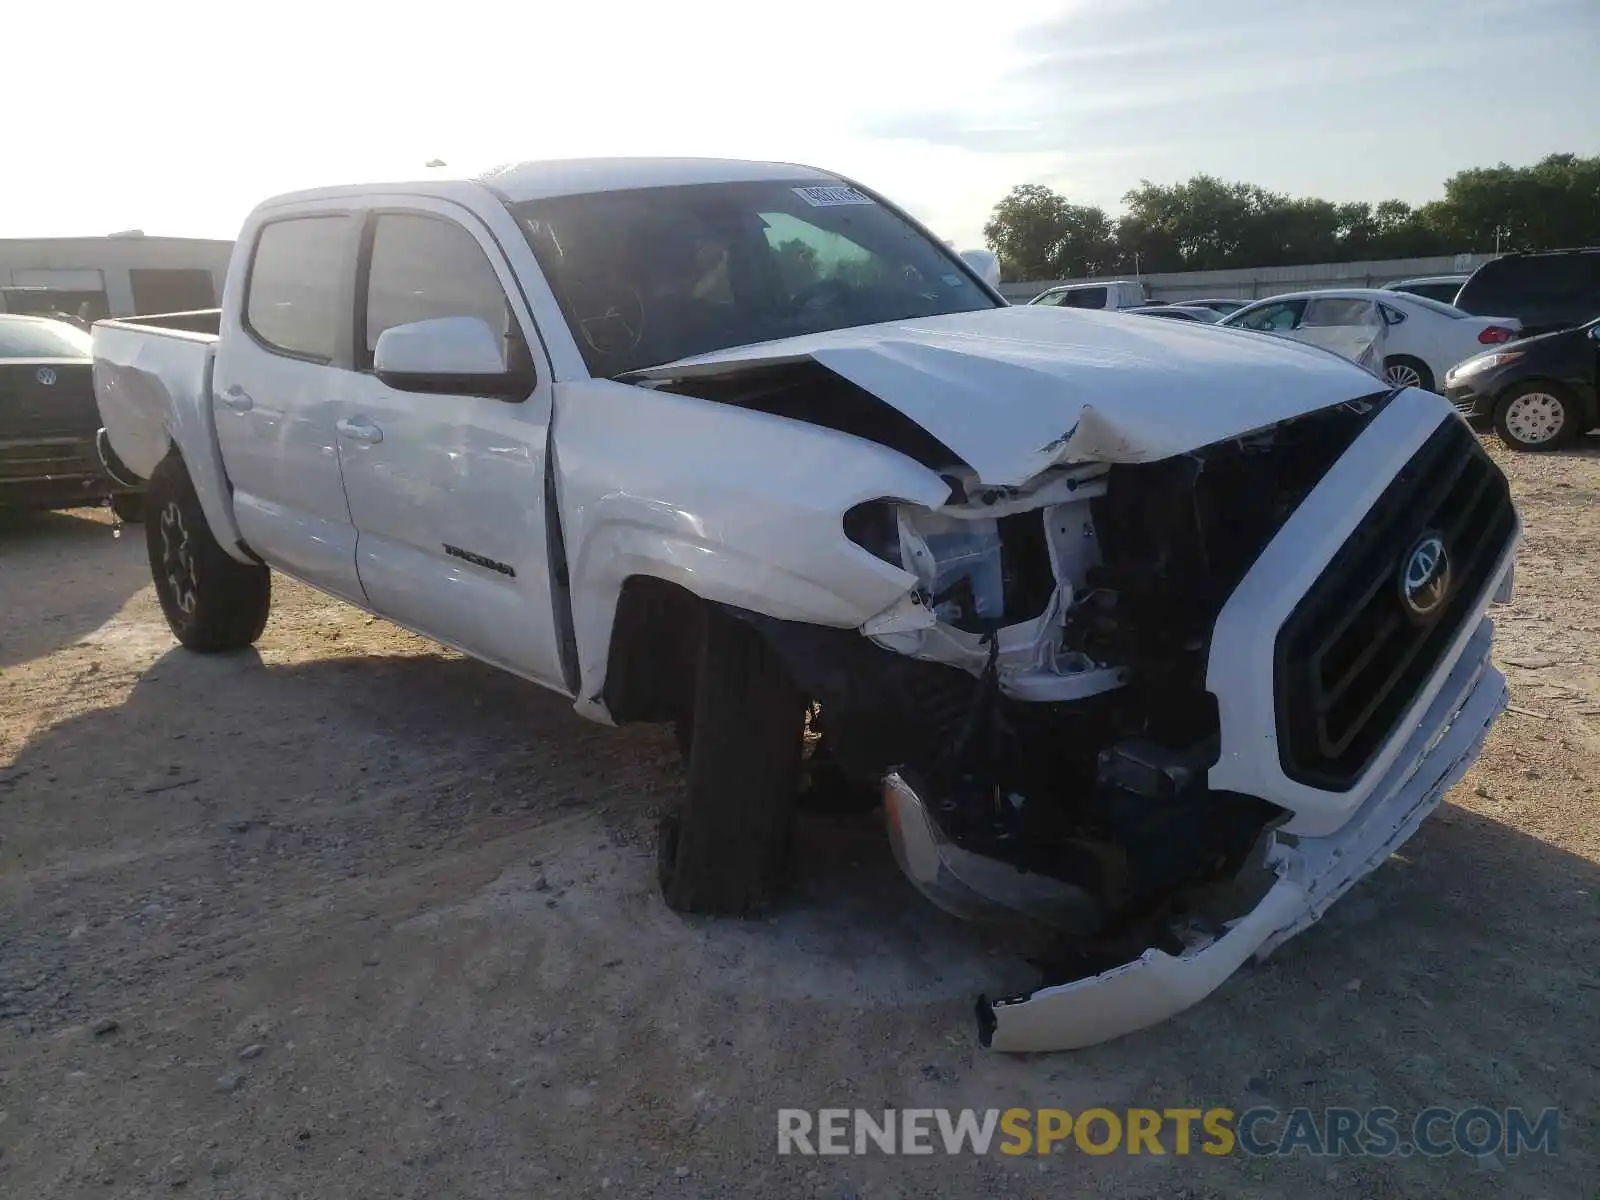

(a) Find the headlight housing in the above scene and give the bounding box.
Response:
[1446,350,1522,384]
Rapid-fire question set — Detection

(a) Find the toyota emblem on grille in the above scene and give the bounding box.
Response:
[35,367,56,386]
[1400,533,1451,619]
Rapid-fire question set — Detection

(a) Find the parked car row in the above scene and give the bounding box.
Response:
[1023,247,1598,451]
[1218,289,1519,392]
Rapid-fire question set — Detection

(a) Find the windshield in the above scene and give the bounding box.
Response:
[511,180,997,376]
[0,315,92,359]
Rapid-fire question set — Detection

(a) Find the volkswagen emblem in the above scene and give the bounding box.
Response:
[35,367,56,386]
[1399,533,1451,620]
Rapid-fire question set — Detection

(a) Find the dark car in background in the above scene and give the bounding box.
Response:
[1165,297,1247,317]
[1386,274,1469,304]
[1444,317,1599,450]
[1454,248,1600,337]
[1125,303,1223,322]
[0,314,142,518]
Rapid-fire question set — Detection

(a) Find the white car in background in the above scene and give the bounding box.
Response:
[1221,289,1521,391]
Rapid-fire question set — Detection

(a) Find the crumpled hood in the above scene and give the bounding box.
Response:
[629,305,1387,486]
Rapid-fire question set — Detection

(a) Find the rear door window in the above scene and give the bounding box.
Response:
[244,216,351,362]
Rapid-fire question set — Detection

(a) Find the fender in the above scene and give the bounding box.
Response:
[550,379,950,709]
[93,321,251,562]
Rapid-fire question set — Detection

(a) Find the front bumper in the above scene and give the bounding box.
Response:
[0,429,141,510]
[978,616,1506,1052]
[1443,381,1495,421]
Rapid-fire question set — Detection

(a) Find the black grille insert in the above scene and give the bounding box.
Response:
[1274,417,1515,790]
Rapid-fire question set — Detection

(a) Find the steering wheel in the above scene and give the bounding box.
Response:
[788,275,855,314]
[571,284,646,358]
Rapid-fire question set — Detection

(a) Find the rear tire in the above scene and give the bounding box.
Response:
[1494,383,1579,452]
[145,454,271,652]
[658,605,805,915]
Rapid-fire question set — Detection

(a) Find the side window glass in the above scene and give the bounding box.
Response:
[1033,291,1065,307]
[1305,297,1378,327]
[364,213,518,369]
[1237,300,1305,331]
[1062,287,1107,309]
[245,216,350,362]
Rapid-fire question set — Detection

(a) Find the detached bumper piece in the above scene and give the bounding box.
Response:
[976,618,1506,1052]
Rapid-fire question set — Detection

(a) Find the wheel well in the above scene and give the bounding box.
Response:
[599,577,706,725]
[1384,353,1433,379]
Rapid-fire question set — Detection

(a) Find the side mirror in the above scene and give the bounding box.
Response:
[372,317,532,399]
[959,249,1001,290]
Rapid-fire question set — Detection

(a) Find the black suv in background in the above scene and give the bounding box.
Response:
[1454,248,1600,337]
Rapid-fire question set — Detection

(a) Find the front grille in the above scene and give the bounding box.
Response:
[1274,417,1516,790]
[1450,398,1476,416]
[0,438,100,482]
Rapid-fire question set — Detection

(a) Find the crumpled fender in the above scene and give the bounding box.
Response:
[551,379,949,710]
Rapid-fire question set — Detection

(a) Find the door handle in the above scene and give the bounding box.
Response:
[220,387,253,413]
[336,418,383,444]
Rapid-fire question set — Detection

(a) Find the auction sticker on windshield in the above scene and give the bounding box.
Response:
[793,185,875,207]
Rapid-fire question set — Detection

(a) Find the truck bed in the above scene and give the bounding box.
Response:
[93,310,220,480]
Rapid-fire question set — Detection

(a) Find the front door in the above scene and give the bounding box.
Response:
[333,202,569,691]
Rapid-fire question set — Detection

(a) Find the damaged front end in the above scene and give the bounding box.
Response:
[741,386,1518,1051]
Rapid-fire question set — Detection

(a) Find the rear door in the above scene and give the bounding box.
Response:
[1294,295,1386,373]
[332,201,569,690]
[211,206,365,602]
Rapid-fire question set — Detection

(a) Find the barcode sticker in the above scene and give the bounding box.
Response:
[792,185,875,207]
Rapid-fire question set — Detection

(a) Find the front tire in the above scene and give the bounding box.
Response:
[1494,383,1579,451]
[145,454,271,651]
[1383,355,1435,392]
[658,605,805,915]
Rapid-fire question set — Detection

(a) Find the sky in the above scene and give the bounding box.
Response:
[4,0,1596,249]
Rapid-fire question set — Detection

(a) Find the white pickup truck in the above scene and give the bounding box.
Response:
[94,157,1518,1052]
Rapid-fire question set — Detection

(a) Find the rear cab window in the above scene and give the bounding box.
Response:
[244,216,352,362]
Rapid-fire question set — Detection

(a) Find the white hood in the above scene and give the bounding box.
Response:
[631,305,1387,486]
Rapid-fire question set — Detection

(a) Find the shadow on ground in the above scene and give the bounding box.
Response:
[0,508,149,669]
[0,642,1593,1198]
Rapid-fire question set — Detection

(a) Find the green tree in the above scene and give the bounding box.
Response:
[984,152,1600,276]
[983,184,1114,281]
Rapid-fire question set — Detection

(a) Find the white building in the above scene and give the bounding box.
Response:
[0,234,232,321]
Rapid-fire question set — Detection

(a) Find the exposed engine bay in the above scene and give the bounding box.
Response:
[743,395,1389,961]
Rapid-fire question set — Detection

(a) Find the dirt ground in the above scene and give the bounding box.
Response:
[1,436,1596,1199]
